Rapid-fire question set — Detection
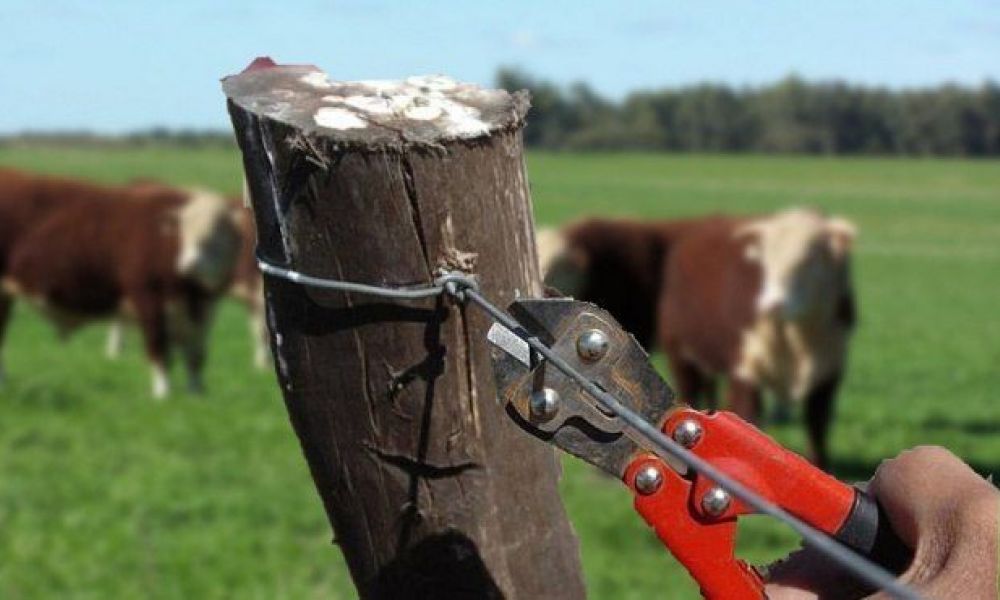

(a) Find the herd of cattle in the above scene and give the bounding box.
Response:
[0,168,266,398]
[0,167,857,468]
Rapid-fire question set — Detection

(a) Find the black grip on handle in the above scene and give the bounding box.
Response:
[834,488,913,575]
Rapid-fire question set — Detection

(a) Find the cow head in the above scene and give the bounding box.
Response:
[536,226,590,296]
[739,208,856,320]
[175,190,244,293]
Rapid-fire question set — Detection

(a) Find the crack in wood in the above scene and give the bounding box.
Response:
[400,155,432,273]
[289,133,331,170]
[385,348,446,403]
[457,303,482,438]
[364,442,481,480]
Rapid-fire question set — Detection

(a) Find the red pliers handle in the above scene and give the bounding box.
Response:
[622,409,911,599]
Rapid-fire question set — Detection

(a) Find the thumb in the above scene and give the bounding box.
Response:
[865,446,998,598]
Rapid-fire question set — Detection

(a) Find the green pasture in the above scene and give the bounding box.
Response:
[1,146,998,599]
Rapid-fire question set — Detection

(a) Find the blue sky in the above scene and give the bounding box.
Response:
[3,0,999,133]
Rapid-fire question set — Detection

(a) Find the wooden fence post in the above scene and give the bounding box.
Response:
[223,59,586,599]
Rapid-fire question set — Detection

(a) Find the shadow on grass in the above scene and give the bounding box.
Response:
[919,414,1000,436]
[0,383,82,411]
[830,456,1000,484]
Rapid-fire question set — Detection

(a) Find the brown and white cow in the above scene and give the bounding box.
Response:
[0,170,243,398]
[105,180,268,370]
[540,208,857,468]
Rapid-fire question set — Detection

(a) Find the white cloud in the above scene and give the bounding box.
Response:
[510,29,539,50]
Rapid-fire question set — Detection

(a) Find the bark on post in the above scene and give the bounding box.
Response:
[223,59,586,599]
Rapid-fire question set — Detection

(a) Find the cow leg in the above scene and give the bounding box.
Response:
[134,296,171,400]
[106,320,125,359]
[0,293,12,384]
[175,299,213,395]
[250,299,269,370]
[772,398,792,424]
[805,374,841,470]
[727,378,763,423]
[702,377,719,411]
[180,321,208,395]
[667,354,711,408]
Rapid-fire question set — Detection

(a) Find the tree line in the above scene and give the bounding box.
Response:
[5,74,998,156]
[497,68,1000,156]
[0,128,235,149]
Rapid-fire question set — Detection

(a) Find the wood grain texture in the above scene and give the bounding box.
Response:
[225,62,585,600]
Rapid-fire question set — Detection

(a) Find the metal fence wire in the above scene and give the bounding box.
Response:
[257,256,923,600]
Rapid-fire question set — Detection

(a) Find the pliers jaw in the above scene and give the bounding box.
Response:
[488,298,680,478]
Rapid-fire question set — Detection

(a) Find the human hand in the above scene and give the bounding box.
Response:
[765,446,998,599]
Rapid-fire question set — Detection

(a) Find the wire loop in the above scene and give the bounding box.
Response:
[256,253,477,301]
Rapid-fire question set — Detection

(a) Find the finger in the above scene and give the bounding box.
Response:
[868,446,991,551]
[765,544,870,600]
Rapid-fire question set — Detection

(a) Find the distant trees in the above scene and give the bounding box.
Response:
[4,74,997,157]
[0,129,234,150]
[497,68,1000,156]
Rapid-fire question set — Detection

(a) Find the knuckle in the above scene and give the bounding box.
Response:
[957,478,1000,516]
[890,445,957,471]
[870,446,960,492]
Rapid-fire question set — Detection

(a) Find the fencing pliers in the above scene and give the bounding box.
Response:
[487,298,912,599]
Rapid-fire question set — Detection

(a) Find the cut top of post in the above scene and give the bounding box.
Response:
[222,58,529,149]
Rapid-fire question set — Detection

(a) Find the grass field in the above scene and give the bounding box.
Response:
[1,146,998,599]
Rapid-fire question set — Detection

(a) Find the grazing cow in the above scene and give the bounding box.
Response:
[540,209,857,468]
[105,180,268,370]
[0,171,242,398]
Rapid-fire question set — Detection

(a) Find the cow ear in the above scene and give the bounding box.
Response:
[735,220,765,241]
[735,222,763,262]
[536,228,588,273]
[535,228,566,275]
[826,217,857,259]
[536,227,588,295]
[229,206,247,226]
[241,177,253,208]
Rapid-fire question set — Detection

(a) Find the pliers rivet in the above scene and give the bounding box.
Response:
[576,329,610,362]
[673,419,703,449]
[634,465,664,495]
[702,487,732,517]
[529,387,561,422]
